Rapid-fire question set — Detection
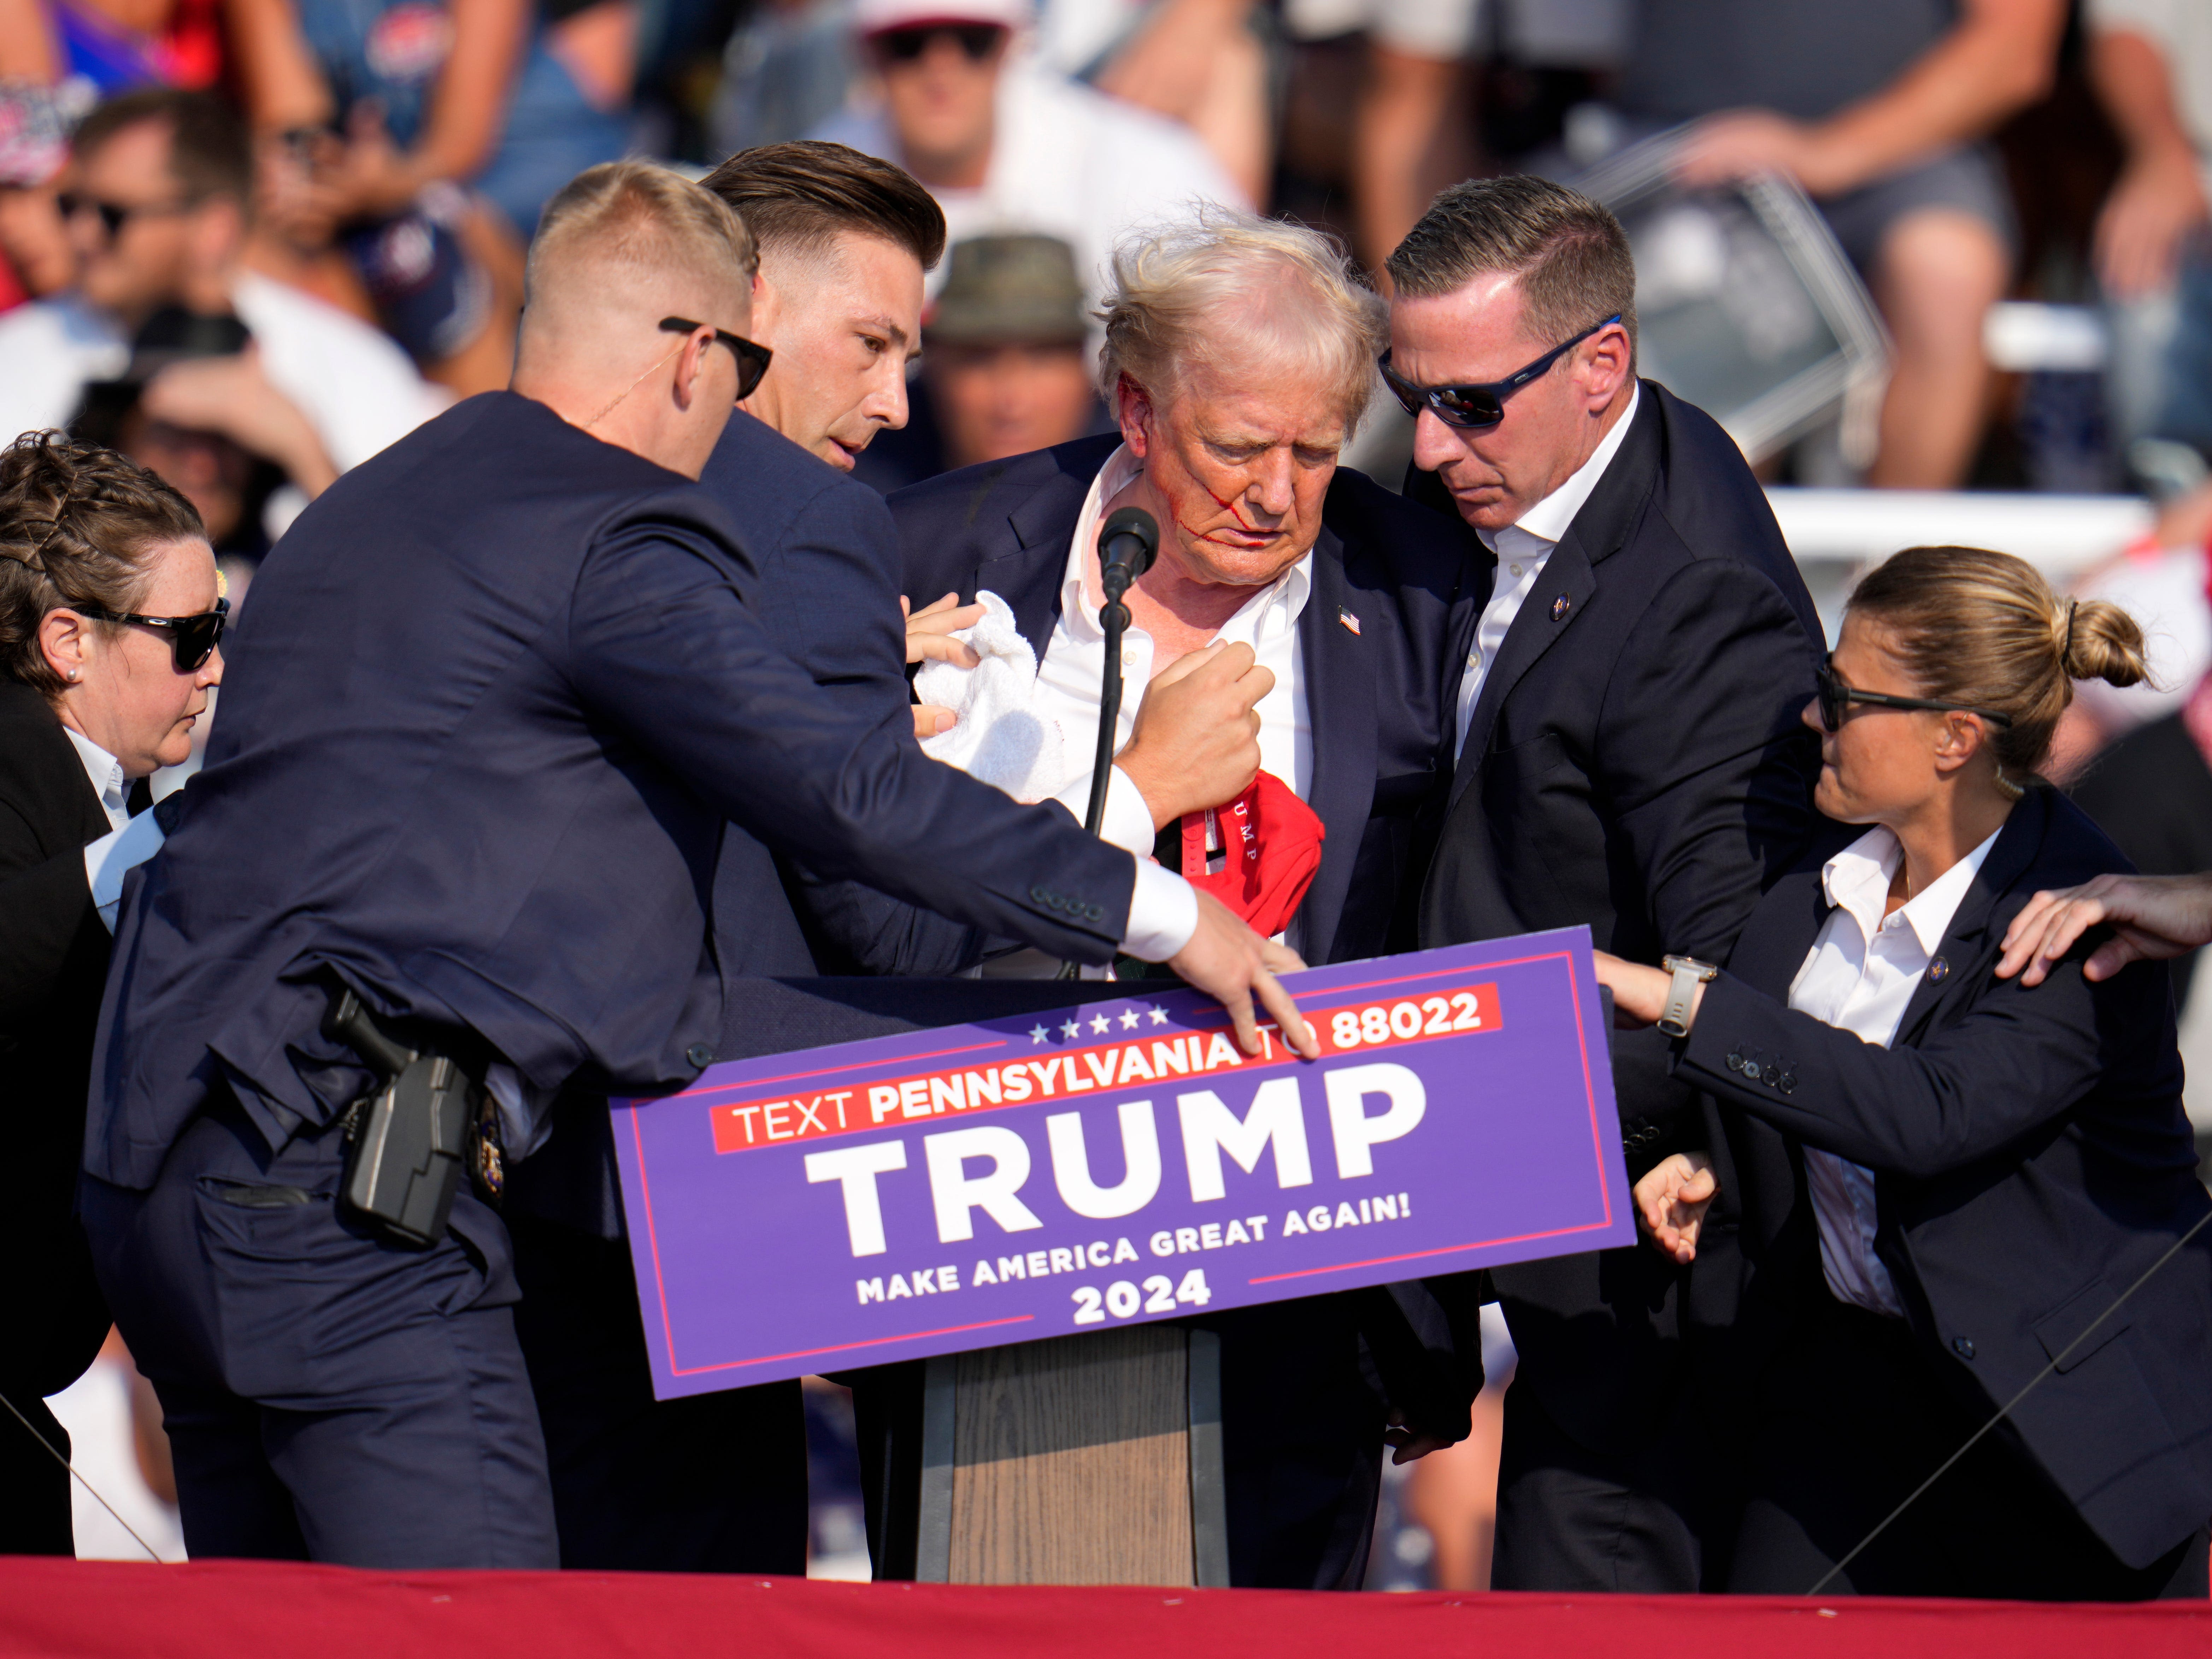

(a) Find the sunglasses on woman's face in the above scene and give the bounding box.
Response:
[1814,658,2012,735]
[872,22,1006,61]
[660,316,773,401]
[75,595,229,673]
[1378,314,1622,430]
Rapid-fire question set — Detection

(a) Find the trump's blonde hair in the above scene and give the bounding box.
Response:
[1096,207,1387,433]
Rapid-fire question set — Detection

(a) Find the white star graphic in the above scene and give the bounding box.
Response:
[1119,1008,1141,1030]
[1029,1025,1048,1044]
[1061,1020,1081,1040]
[1147,1005,1169,1025]
[1090,1014,1111,1034]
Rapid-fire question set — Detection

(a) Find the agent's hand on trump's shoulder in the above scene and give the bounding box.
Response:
[904,591,984,739]
[1996,871,2212,989]
[1634,1152,1717,1265]
[1168,888,1318,1061]
[1117,641,1271,830]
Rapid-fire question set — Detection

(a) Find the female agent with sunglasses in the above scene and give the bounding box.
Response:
[0,429,223,1555]
[1595,543,2212,1600]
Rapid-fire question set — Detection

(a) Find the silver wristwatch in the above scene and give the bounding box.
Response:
[1657,955,1718,1037]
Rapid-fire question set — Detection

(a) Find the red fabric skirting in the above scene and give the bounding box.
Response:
[3,1559,2210,1659]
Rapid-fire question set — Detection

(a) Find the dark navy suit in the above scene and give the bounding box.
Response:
[81,392,1151,1568]
[1408,382,1824,1590]
[883,434,1485,1588]
[503,408,1005,1574]
[1682,787,2212,1596]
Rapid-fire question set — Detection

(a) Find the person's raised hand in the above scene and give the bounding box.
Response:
[140,346,340,497]
[1117,641,1270,829]
[1673,108,1855,197]
[1996,871,2212,988]
[2095,144,2211,301]
[1633,1152,1717,1265]
[1166,887,1317,1060]
[903,592,982,740]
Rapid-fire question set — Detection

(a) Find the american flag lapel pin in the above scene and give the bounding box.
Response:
[1338,606,1361,635]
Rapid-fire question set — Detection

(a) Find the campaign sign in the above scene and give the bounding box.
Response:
[612,930,1630,1400]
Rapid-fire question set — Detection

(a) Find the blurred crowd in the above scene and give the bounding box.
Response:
[6,0,2212,518]
[11,0,2212,1595]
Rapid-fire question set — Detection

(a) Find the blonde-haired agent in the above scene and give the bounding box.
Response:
[1597,545,2212,1600]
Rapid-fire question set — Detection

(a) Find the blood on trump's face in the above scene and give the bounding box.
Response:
[1116,359,1344,591]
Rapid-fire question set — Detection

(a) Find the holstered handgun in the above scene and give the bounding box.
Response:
[322,985,489,1248]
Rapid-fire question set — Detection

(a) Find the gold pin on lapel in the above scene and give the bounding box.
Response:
[1551,594,1570,622]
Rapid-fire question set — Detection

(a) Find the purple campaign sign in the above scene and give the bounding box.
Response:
[612,930,1630,1400]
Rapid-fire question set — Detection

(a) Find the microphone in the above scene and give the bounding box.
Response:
[1062,507,1161,976]
[1098,506,1158,606]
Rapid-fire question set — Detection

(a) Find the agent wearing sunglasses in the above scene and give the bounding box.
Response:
[1383,173,1827,1594]
[1592,546,2212,1602]
[0,433,221,1558]
[83,161,1310,1574]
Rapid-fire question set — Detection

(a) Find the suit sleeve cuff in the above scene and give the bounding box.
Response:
[83,807,166,933]
[1121,857,1198,962]
[1050,764,1158,857]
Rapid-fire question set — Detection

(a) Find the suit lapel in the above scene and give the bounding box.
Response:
[1725,862,1832,993]
[1892,791,2051,1047]
[978,463,1096,661]
[1446,531,1597,809]
[1443,387,1661,811]
[1290,521,1374,961]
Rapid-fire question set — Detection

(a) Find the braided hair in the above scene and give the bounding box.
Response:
[0,430,204,697]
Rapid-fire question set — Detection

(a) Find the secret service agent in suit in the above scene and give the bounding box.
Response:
[1605,547,2212,1599]
[79,163,1313,1570]
[886,212,1486,1590]
[1384,176,1824,1590]
[0,435,222,1554]
[503,143,1265,1577]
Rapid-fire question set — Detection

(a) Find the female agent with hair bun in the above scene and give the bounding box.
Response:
[0,429,224,1555]
[1595,544,2212,1601]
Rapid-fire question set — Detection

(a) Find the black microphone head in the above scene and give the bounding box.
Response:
[1098,506,1159,582]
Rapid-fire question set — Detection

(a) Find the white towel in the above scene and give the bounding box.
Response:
[915,590,1069,802]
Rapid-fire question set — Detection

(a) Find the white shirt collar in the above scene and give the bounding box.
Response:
[1060,443,1312,641]
[1478,382,1641,554]
[63,724,130,826]
[1820,822,2005,958]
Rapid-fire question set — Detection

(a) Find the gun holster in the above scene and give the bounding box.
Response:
[321,984,500,1248]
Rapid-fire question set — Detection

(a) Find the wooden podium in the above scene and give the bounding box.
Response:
[911,1327,1231,1587]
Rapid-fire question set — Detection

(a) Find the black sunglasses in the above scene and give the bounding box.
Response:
[1379,314,1623,430]
[75,595,229,672]
[57,191,198,240]
[1814,658,2012,735]
[872,23,1006,61]
[660,316,773,401]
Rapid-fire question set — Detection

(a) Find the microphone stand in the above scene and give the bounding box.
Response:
[1081,561,1138,836]
[1059,507,1158,979]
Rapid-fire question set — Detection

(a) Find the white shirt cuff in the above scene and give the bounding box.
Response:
[1121,857,1198,962]
[1050,764,1158,857]
[83,807,166,933]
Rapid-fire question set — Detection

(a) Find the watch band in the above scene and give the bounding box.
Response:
[1657,955,1717,1038]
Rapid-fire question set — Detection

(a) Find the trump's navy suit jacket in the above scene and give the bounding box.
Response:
[886,433,1481,966]
[1680,786,2212,1571]
[89,393,1141,1187]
